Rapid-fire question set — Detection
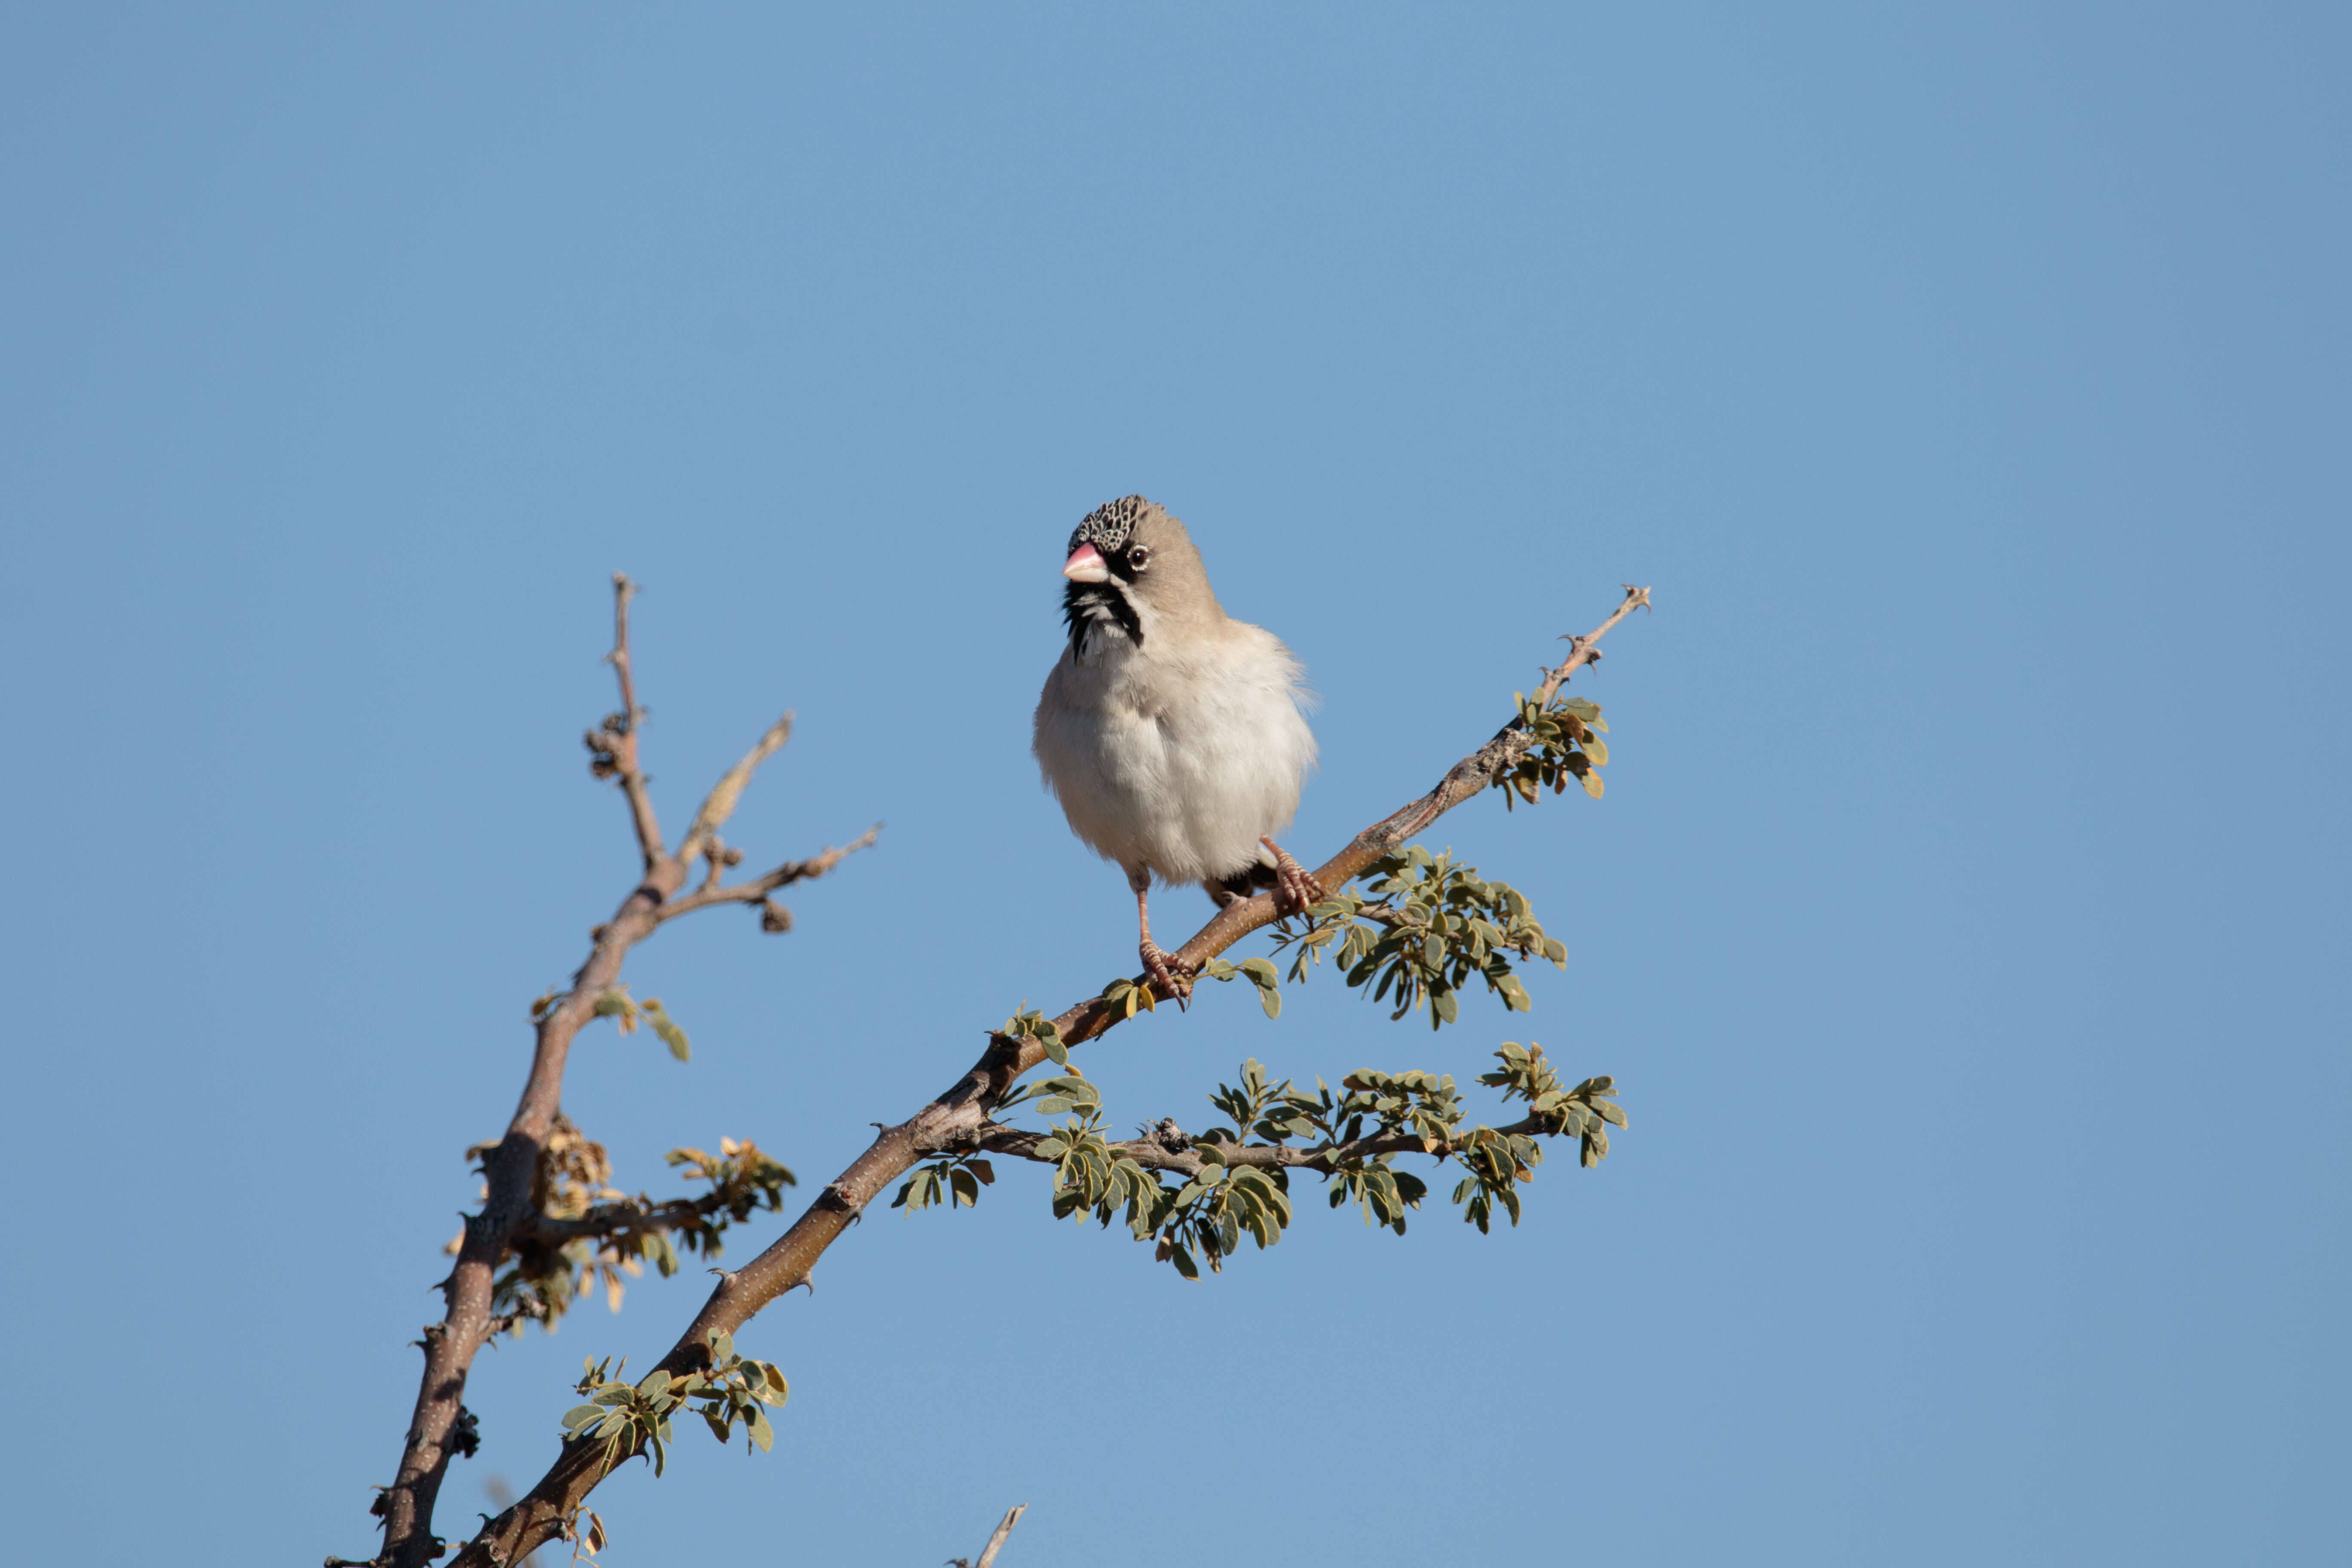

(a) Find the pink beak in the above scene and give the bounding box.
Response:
[1062,542,1111,583]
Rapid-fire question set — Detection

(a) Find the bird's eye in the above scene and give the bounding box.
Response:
[1128,545,1152,570]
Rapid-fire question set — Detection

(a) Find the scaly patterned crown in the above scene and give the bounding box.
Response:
[1068,494,1155,557]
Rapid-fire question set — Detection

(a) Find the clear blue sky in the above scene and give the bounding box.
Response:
[3,6,2345,1565]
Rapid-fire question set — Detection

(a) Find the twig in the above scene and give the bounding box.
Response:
[655,827,881,925]
[947,1504,1027,1568]
[446,586,1650,1568]
[603,575,667,872]
[679,713,794,866]
[973,1112,1577,1177]
[974,1504,1027,1568]
[1386,580,1650,843]
[511,1190,746,1249]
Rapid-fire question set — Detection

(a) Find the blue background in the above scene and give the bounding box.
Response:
[3,5,2344,1564]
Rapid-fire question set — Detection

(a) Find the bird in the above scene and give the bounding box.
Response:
[1032,495,1322,1003]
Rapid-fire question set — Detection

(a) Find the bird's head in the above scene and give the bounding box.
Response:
[1060,495,1217,656]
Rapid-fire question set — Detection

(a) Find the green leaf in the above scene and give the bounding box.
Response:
[562,1404,602,1432]
[749,1409,775,1452]
[652,1017,691,1062]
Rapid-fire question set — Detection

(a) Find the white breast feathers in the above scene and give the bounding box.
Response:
[1034,617,1317,888]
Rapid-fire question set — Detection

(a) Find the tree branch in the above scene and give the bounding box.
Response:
[961,1504,1027,1568]
[360,574,870,1568]
[678,712,793,867]
[448,585,1650,1568]
[655,826,881,925]
[513,1191,751,1250]
[599,574,666,871]
[971,1111,1577,1178]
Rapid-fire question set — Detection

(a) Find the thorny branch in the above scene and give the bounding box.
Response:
[361,575,873,1568]
[445,584,1651,1568]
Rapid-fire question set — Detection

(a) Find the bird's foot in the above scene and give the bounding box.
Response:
[1140,939,1193,1008]
[1260,837,1327,920]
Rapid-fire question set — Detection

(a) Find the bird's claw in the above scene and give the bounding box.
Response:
[1139,940,1192,1008]
[1260,837,1327,921]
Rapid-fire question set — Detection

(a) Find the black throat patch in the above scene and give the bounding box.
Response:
[1063,578,1142,659]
